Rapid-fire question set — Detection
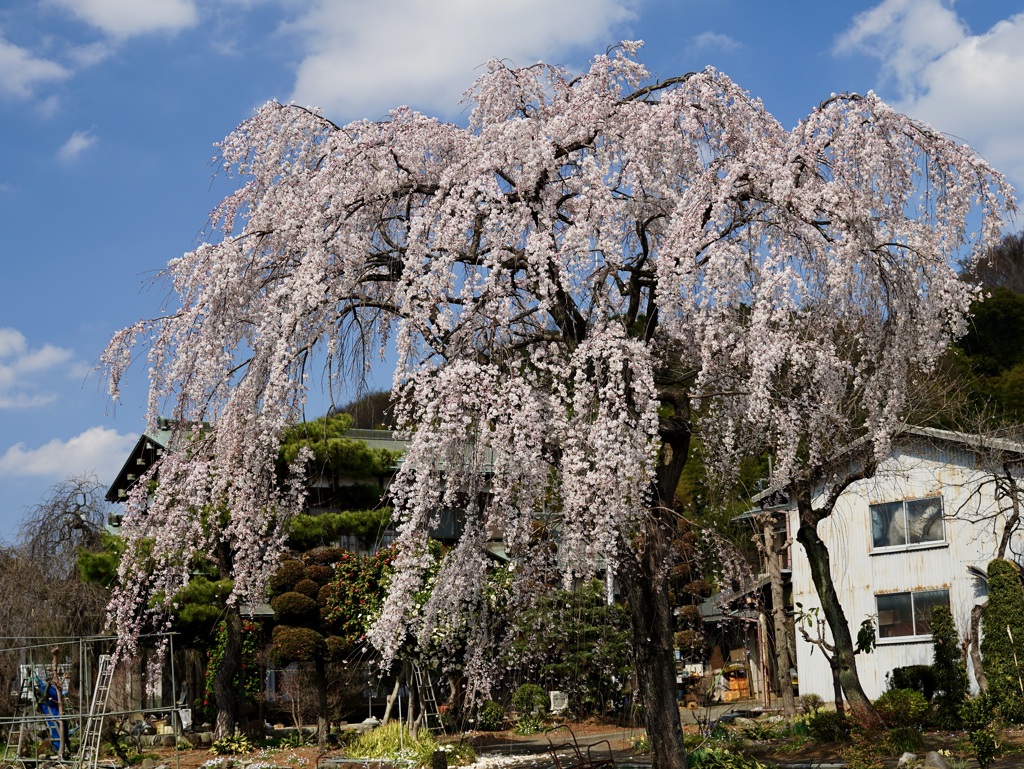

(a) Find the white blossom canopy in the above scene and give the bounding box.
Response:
[104,43,1013,666]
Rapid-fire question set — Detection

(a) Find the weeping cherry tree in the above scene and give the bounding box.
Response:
[103,44,1012,769]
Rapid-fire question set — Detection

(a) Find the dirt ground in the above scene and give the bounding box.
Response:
[137,721,646,769]
[132,721,1024,769]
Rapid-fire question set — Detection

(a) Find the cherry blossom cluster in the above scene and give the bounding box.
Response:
[104,43,1013,675]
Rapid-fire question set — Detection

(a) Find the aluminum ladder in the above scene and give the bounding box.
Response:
[77,654,114,769]
[411,661,443,732]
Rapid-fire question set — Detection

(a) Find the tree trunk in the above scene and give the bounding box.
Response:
[314,656,329,750]
[382,676,401,725]
[970,603,988,692]
[213,607,243,738]
[829,658,845,716]
[763,520,797,716]
[795,509,881,729]
[620,530,687,769]
[997,485,1020,560]
[616,406,692,769]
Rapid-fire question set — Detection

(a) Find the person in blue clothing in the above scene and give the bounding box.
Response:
[36,650,69,757]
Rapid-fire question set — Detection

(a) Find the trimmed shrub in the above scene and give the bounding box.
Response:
[269,559,305,596]
[293,578,321,598]
[271,626,326,664]
[305,564,333,585]
[271,591,319,626]
[324,634,348,660]
[886,664,936,701]
[305,546,347,566]
[873,688,929,728]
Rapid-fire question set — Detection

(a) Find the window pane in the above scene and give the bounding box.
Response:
[912,589,950,635]
[872,502,906,548]
[877,593,914,637]
[906,497,944,544]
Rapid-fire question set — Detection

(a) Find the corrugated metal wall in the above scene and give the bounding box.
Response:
[790,442,1002,701]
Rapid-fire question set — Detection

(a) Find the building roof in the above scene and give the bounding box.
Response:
[104,419,174,503]
[749,425,1024,507]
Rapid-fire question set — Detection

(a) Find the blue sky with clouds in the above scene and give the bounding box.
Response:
[1,0,1022,540]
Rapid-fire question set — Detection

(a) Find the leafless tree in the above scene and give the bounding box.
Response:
[17,473,109,581]
[967,233,1024,293]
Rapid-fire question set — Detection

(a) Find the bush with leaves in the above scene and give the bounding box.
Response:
[799,693,824,712]
[873,688,929,728]
[208,734,255,755]
[477,700,505,731]
[961,693,1001,769]
[686,747,773,769]
[882,726,923,755]
[320,547,395,646]
[839,733,885,769]
[271,626,327,665]
[805,709,851,743]
[271,591,320,626]
[341,722,451,768]
[514,712,545,735]
[512,683,547,715]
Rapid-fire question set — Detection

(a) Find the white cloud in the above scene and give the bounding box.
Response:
[0,37,69,99]
[0,427,137,479]
[67,41,113,68]
[36,95,61,119]
[48,0,198,38]
[0,328,79,409]
[57,129,98,162]
[836,0,966,94]
[285,0,637,120]
[837,1,1024,192]
[691,31,741,53]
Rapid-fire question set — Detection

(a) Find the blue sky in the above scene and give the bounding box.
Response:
[1,0,1022,540]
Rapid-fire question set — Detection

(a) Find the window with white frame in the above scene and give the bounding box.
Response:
[870,496,944,550]
[876,588,950,639]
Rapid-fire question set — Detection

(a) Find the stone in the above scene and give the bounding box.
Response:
[897,752,918,766]
[923,751,952,769]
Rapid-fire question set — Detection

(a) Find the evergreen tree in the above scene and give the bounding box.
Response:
[981,559,1024,722]
[931,605,968,727]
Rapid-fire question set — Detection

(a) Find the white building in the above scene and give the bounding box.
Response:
[783,427,1021,702]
